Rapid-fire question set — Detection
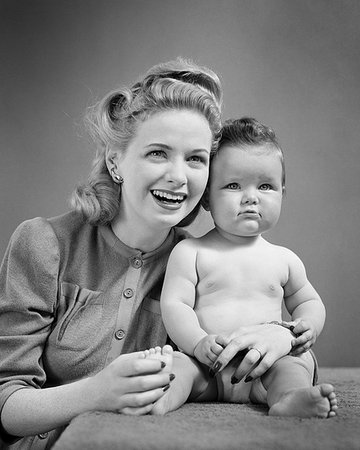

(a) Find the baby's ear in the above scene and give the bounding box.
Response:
[200,186,210,211]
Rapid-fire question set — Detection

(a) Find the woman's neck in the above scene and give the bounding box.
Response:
[110,215,171,253]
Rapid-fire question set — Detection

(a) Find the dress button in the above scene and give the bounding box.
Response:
[38,433,48,439]
[123,288,134,298]
[115,329,126,340]
[131,256,143,269]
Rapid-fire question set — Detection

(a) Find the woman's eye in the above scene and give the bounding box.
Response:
[226,183,240,190]
[148,150,166,159]
[188,155,207,165]
[259,183,272,191]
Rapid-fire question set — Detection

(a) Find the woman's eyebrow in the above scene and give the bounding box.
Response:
[145,143,210,153]
[145,143,171,149]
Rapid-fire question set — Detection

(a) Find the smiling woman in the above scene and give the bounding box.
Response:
[0,58,223,449]
[107,110,212,251]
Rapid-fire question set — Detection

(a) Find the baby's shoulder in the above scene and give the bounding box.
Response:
[266,241,303,265]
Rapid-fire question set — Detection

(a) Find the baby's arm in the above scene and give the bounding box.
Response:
[160,240,223,365]
[283,249,326,355]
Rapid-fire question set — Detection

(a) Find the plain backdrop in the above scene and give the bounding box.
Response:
[1,0,359,367]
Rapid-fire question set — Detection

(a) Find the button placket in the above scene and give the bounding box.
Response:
[131,255,143,269]
[105,261,143,366]
[123,288,134,299]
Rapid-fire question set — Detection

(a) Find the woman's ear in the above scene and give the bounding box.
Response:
[200,186,210,211]
[105,147,119,174]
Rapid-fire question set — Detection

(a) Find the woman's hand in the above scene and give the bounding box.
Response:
[1,349,174,437]
[209,323,293,383]
[88,351,174,415]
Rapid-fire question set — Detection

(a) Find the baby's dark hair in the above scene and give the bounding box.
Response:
[218,117,285,189]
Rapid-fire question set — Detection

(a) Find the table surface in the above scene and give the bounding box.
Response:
[53,368,360,450]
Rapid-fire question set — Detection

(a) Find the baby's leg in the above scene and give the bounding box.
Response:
[262,354,337,418]
[151,351,217,415]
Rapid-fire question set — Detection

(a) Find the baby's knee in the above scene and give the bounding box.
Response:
[272,353,314,374]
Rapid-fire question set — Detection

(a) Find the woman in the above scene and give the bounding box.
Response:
[0,58,294,449]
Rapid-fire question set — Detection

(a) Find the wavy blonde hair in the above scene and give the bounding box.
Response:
[71,58,223,225]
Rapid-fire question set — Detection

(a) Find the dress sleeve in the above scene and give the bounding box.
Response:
[0,217,60,410]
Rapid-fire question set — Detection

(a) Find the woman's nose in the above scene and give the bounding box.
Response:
[165,161,187,186]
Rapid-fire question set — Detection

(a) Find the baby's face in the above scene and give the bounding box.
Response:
[208,144,283,239]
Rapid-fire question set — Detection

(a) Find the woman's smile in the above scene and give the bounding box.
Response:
[151,189,188,208]
[111,109,212,246]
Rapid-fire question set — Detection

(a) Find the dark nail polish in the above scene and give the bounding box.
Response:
[244,376,253,383]
[231,376,239,385]
[163,384,170,392]
[289,325,295,331]
[209,369,215,378]
[161,361,166,369]
[213,362,222,373]
[169,373,175,381]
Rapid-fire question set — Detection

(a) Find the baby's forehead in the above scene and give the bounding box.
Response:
[212,143,280,166]
[210,144,282,178]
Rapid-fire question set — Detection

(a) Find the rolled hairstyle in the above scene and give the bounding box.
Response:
[71,58,223,225]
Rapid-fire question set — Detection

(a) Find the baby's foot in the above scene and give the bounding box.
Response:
[269,383,338,418]
[151,351,201,416]
[143,345,173,375]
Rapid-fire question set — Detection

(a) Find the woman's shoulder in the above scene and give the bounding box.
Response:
[9,211,89,254]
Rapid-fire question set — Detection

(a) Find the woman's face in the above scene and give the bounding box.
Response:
[114,109,212,232]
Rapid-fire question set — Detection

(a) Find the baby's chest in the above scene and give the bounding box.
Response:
[197,250,287,296]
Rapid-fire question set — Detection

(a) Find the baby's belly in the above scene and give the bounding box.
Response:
[195,300,281,335]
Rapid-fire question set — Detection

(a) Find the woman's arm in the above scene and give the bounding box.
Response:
[0,220,171,438]
[1,352,170,437]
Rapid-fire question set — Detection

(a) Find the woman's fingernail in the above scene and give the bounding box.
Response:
[213,362,222,373]
[161,361,166,369]
[209,369,215,378]
[244,376,253,383]
[169,373,175,381]
[163,384,170,392]
[231,376,239,385]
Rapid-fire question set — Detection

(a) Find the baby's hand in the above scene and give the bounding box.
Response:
[290,319,317,355]
[194,335,224,366]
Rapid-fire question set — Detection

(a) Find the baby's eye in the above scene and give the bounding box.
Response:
[259,183,273,191]
[226,183,240,190]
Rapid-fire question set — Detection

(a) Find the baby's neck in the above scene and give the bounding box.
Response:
[214,227,263,247]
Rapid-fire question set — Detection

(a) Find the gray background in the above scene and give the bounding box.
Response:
[1,0,359,367]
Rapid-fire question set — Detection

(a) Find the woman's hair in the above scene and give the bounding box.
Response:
[71,57,223,225]
[217,117,285,190]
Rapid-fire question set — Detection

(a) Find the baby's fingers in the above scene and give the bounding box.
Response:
[290,343,312,355]
[291,330,312,348]
[215,335,230,348]
[211,342,225,357]
[293,321,310,335]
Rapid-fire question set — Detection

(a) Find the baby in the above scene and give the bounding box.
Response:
[160,117,337,418]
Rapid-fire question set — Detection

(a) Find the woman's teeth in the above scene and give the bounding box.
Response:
[152,190,186,203]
